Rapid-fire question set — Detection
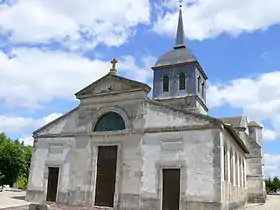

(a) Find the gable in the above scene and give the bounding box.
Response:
[144,99,219,129]
[75,73,151,99]
[34,108,78,136]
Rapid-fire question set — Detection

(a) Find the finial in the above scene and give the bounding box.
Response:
[174,0,186,49]
[109,58,118,75]
[179,0,182,8]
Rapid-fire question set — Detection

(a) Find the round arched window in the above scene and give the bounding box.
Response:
[94,112,125,132]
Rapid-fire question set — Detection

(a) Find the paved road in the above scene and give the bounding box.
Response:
[245,195,280,210]
[1,191,280,210]
[0,191,28,209]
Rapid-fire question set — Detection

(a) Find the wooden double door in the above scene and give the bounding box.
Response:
[94,146,118,207]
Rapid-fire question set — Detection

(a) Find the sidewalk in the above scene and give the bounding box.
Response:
[1,191,280,210]
[245,195,280,210]
[0,191,28,209]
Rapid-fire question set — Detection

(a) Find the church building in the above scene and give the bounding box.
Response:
[26,8,266,210]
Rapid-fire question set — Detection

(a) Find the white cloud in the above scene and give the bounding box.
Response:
[263,129,277,141]
[208,71,280,140]
[119,55,156,86]
[0,48,154,109]
[19,136,34,146]
[153,0,280,40]
[0,112,62,146]
[264,154,280,177]
[0,0,150,49]
[0,113,62,133]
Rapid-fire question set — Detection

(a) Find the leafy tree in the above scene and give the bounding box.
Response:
[17,174,28,189]
[265,177,273,193]
[265,176,280,193]
[0,133,33,188]
[0,133,11,144]
[0,139,25,186]
[272,176,280,191]
[22,146,32,178]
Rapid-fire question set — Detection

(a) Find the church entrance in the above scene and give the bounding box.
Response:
[162,169,180,210]
[46,167,59,202]
[94,146,118,207]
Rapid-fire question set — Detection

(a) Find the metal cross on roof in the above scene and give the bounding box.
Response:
[111,58,118,70]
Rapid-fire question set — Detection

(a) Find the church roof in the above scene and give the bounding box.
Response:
[248,121,263,128]
[153,9,197,68]
[147,99,249,154]
[154,47,197,68]
[75,73,151,99]
[220,116,245,128]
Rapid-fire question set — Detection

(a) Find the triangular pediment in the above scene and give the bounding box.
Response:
[75,74,151,99]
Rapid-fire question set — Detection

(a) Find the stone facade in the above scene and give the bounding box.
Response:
[26,7,265,210]
[26,76,263,209]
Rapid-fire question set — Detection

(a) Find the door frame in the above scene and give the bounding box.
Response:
[156,161,187,210]
[92,141,122,208]
[45,164,61,202]
[161,168,181,210]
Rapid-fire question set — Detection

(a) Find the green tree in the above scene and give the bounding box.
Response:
[265,176,280,193]
[22,146,32,178]
[265,177,273,193]
[0,136,25,186]
[272,176,280,192]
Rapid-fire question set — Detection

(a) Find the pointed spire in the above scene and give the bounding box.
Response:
[174,5,186,49]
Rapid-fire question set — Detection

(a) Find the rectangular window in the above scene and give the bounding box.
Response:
[163,75,169,92]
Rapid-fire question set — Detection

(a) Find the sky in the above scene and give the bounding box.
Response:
[0,0,280,177]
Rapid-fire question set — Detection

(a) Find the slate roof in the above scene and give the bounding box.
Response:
[153,8,197,68]
[248,121,263,128]
[220,116,244,128]
[147,99,249,154]
[154,47,197,68]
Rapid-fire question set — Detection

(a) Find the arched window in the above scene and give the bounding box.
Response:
[230,149,233,184]
[179,73,186,90]
[163,75,169,92]
[197,76,201,92]
[224,144,228,181]
[94,112,125,132]
[201,81,205,98]
[239,156,242,187]
[243,159,246,187]
[235,152,238,186]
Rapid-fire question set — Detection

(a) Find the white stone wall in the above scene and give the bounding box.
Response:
[26,137,75,203]
[220,130,247,205]
[141,129,219,203]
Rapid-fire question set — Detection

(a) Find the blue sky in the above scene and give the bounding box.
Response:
[0,0,280,176]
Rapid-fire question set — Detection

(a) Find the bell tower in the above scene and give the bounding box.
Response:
[151,6,208,114]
